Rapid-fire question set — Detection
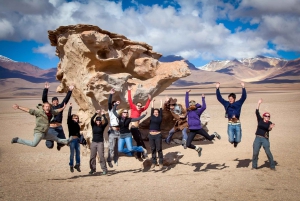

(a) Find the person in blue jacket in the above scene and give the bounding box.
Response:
[186,90,221,157]
[216,82,247,148]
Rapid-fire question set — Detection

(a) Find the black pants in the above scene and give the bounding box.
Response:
[186,128,215,149]
[131,128,146,159]
[148,133,163,164]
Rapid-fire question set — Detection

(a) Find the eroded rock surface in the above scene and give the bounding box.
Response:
[48,24,190,138]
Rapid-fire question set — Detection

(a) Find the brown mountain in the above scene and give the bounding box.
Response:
[0,55,57,83]
[198,56,300,83]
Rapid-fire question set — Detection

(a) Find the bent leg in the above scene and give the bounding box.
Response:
[56,126,66,148]
[17,133,43,147]
[182,127,188,141]
[45,127,56,149]
[227,124,234,143]
[166,127,176,143]
[235,124,242,143]
[198,128,215,141]
[186,131,197,149]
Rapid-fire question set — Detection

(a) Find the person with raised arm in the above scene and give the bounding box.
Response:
[107,88,120,167]
[89,109,109,175]
[112,101,148,158]
[216,82,247,148]
[127,85,151,161]
[185,90,221,157]
[252,98,276,170]
[11,103,73,147]
[67,103,81,173]
[149,99,164,169]
[42,82,74,151]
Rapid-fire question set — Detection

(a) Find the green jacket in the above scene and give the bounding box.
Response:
[29,105,60,134]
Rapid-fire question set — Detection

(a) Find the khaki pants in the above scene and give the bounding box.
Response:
[17,132,69,147]
[90,142,107,171]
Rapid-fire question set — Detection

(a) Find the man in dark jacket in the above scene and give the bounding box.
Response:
[42,82,74,150]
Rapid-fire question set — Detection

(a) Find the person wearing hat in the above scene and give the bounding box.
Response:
[89,109,109,175]
[67,103,82,173]
[11,102,73,147]
[216,82,247,148]
[163,96,189,148]
[42,82,74,151]
[185,90,221,157]
[252,98,276,170]
[127,85,151,161]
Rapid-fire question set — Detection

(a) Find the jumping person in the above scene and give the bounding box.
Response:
[11,103,72,147]
[252,98,276,170]
[216,82,247,148]
[67,103,81,173]
[112,101,148,158]
[107,88,120,167]
[89,109,109,175]
[164,97,188,148]
[185,90,221,157]
[127,85,151,161]
[42,82,74,151]
[149,99,164,169]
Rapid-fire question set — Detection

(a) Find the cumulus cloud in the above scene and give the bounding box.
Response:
[33,43,56,58]
[0,0,299,62]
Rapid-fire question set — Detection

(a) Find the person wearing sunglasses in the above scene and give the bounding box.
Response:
[67,103,81,173]
[112,101,148,159]
[216,82,247,148]
[127,85,151,161]
[89,109,109,175]
[252,98,276,170]
[149,99,164,169]
[185,90,221,157]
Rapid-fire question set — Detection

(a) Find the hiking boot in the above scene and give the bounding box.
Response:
[102,171,107,175]
[11,137,19,144]
[182,139,187,149]
[234,142,238,148]
[270,168,276,171]
[214,132,221,140]
[151,164,156,169]
[70,166,74,173]
[74,164,81,172]
[142,148,148,159]
[195,146,203,157]
[107,162,113,168]
[89,169,96,175]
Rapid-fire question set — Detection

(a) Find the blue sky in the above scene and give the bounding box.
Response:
[0,0,299,69]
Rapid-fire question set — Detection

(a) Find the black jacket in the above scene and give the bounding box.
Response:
[67,106,80,138]
[91,113,108,142]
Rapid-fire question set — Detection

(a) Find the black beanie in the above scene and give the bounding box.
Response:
[95,117,102,121]
[52,97,58,101]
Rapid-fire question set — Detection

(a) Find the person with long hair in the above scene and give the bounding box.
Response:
[11,103,72,147]
[89,109,109,175]
[67,103,81,173]
[127,85,151,161]
[216,82,247,148]
[149,99,164,169]
[185,90,221,157]
[252,98,276,170]
[112,101,148,158]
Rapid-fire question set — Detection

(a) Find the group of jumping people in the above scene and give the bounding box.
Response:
[11,81,276,174]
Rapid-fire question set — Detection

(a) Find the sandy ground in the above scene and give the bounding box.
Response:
[0,83,300,201]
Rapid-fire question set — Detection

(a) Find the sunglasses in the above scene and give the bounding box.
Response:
[264,115,270,117]
[73,118,79,119]
[123,112,128,113]
[136,105,142,107]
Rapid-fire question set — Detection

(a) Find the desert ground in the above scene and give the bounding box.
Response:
[0,83,300,201]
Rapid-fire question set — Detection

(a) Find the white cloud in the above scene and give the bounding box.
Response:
[0,0,299,61]
[33,43,56,58]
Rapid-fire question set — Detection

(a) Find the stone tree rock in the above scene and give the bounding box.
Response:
[48,24,191,139]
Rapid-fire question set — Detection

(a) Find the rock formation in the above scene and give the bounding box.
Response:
[48,24,191,138]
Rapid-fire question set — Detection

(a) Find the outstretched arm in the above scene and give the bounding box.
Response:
[142,94,151,111]
[108,88,115,111]
[53,103,66,115]
[239,82,247,103]
[196,94,207,115]
[112,104,120,118]
[256,98,263,122]
[42,82,50,103]
[127,86,135,109]
[90,110,99,127]
[131,111,147,122]
[185,90,191,108]
[68,103,72,123]
[12,104,30,113]
[101,110,108,127]
[216,82,227,105]
[59,85,74,107]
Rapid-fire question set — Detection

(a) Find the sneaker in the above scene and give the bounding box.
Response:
[74,164,81,172]
[214,132,221,140]
[70,166,74,173]
[102,171,107,175]
[195,146,203,157]
[159,164,164,169]
[142,148,148,159]
[164,139,170,145]
[270,168,276,171]
[182,139,187,149]
[151,164,156,169]
[234,142,238,148]
[89,169,96,175]
[11,137,19,144]
[251,168,257,170]
[137,157,143,162]
[114,160,118,166]
[107,162,113,168]
[57,145,61,151]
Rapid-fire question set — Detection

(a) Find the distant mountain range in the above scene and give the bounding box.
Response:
[0,55,57,83]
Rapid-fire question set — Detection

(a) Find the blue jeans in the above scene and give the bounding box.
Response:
[252,136,275,168]
[69,139,80,166]
[166,127,188,143]
[45,125,66,149]
[227,123,242,143]
[118,136,144,156]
